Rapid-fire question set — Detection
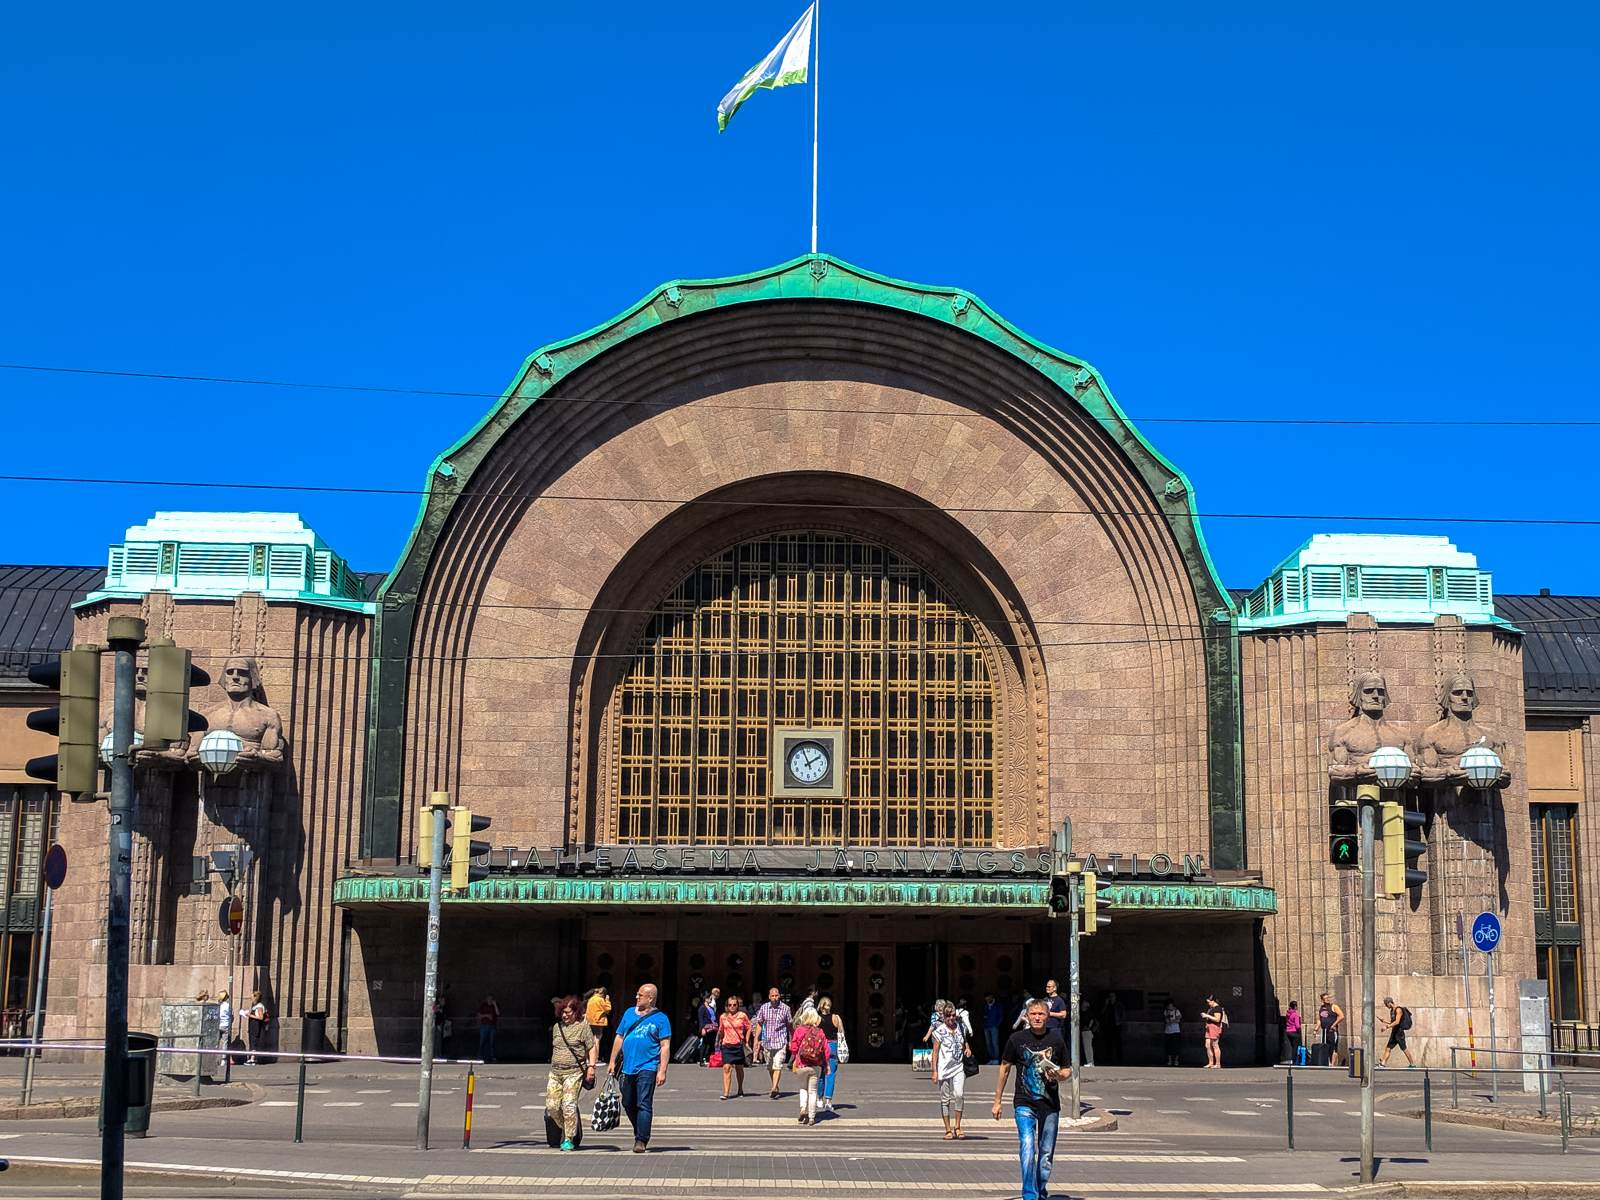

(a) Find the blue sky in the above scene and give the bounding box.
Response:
[3,2,1596,593]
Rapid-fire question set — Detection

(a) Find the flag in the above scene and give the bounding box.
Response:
[716,5,814,132]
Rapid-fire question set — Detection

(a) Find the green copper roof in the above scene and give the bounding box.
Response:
[1237,533,1512,632]
[84,511,373,615]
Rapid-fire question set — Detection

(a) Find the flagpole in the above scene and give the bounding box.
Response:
[810,0,820,254]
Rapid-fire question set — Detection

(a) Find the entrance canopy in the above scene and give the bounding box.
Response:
[333,873,1276,916]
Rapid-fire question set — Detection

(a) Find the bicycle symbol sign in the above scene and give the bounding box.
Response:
[1470,910,1502,953]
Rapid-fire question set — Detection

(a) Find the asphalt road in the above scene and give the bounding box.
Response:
[1,1060,1596,1199]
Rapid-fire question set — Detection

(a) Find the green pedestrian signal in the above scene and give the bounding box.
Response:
[1329,796,1358,869]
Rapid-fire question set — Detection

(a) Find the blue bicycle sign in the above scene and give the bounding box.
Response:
[1471,910,1502,953]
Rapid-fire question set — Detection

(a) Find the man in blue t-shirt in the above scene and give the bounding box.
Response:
[606,982,672,1152]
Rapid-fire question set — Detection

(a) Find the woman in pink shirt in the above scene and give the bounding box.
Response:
[1283,1001,1303,1064]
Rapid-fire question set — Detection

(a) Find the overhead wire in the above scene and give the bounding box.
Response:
[1,473,1597,528]
[11,608,1598,668]
[2,360,1598,428]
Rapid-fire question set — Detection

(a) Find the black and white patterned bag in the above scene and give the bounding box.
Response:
[591,1076,622,1133]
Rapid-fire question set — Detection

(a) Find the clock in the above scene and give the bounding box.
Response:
[773,728,844,797]
[788,741,830,784]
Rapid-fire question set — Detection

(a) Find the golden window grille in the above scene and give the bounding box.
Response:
[613,531,997,846]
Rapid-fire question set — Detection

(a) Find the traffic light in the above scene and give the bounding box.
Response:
[25,647,102,795]
[418,806,434,874]
[1048,874,1071,916]
[418,792,449,874]
[1081,871,1110,935]
[1329,795,1358,868]
[445,805,491,890]
[1382,797,1428,895]
[144,640,210,746]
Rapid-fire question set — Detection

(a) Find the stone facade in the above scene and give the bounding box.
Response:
[1242,615,1535,1042]
[44,590,368,1047]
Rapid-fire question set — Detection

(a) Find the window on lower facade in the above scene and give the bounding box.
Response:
[1529,803,1584,1022]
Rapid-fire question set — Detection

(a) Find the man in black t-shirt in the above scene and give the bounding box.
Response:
[993,998,1071,1200]
[1041,979,1069,1034]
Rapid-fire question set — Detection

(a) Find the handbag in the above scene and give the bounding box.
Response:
[836,1028,850,1065]
[962,1049,981,1078]
[556,1021,597,1090]
[591,1077,622,1132]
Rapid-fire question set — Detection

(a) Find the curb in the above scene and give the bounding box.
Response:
[1339,1185,1600,1198]
[0,1094,248,1121]
[1395,1106,1599,1139]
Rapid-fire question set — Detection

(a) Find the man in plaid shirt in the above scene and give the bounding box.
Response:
[753,988,793,1099]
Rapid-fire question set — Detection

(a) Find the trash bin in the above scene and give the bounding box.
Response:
[99,1032,159,1138]
[302,1011,329,1059]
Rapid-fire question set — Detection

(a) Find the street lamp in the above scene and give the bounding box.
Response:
[1370,745,1412,789]
[197,729,243,777]
[1461,744,1503,789]
[99,729,143,764]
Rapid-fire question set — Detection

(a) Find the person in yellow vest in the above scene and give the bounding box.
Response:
[585,987,613,1059]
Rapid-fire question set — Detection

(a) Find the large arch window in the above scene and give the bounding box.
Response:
[612,531,996,846]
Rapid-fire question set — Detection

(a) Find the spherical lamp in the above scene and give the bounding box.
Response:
[198,729,244,777]
[1461,744,1503,790]
[1370,745,1412,789]
[99,730,144,765]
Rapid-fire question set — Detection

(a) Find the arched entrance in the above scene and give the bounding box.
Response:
[605,528,1000,848]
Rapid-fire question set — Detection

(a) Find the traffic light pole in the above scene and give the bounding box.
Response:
[102,615,144,1200]
[1067,871,1081,1121]
[1359,791,1377,1186]
[416,801,447,1150]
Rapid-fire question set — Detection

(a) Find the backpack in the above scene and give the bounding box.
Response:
[1398,1007,1413,1031]
[795,1026,828,1068]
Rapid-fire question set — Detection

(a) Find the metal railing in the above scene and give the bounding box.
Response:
[0,1039,486,1148]
[1276,1059,1600,1156]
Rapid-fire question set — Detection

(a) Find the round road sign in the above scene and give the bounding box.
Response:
[43,844,67,891]
[226,896,244,935]
[1470,910,1502,953]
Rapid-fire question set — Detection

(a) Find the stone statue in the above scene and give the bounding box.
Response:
[130,662,191,769]
[1327,670,1414,783]
[1417,673,1511,787]
[188,656,285,769]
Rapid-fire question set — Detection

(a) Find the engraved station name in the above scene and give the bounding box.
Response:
[478,845,1210,881]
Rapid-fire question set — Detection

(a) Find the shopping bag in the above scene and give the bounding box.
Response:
[591,1077,622,1132]
[836,1029,850,1065]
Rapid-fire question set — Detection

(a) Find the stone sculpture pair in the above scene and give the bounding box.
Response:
[131,655,284,771]
[1327,671,1509,788]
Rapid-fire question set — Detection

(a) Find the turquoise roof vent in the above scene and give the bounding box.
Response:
[1237,534,1510,631]
[84,512,374,614]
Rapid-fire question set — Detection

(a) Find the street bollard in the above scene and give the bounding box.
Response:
[1450,1050,1458,1110]
[462,1064,475,1150]
[1285,1067,1294,1150]
[1422,1070,1432,1151]
[1558,1076,1570,1154]
[1538,1055,1548,1117]
[293,1057,307,1144]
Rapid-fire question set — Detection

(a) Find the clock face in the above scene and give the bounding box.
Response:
[788,741,830,785]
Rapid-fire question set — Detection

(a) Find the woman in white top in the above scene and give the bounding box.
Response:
[929,1006,970,1140]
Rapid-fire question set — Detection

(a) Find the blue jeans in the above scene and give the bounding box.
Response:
[478,1024,496,1062]
[821,1053,839,1099]
[619,1070,658,1144]
[1014,1105,1059,1200]
[985,1026,1001,1062]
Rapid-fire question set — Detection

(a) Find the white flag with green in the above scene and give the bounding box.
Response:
[716,4,815,133]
